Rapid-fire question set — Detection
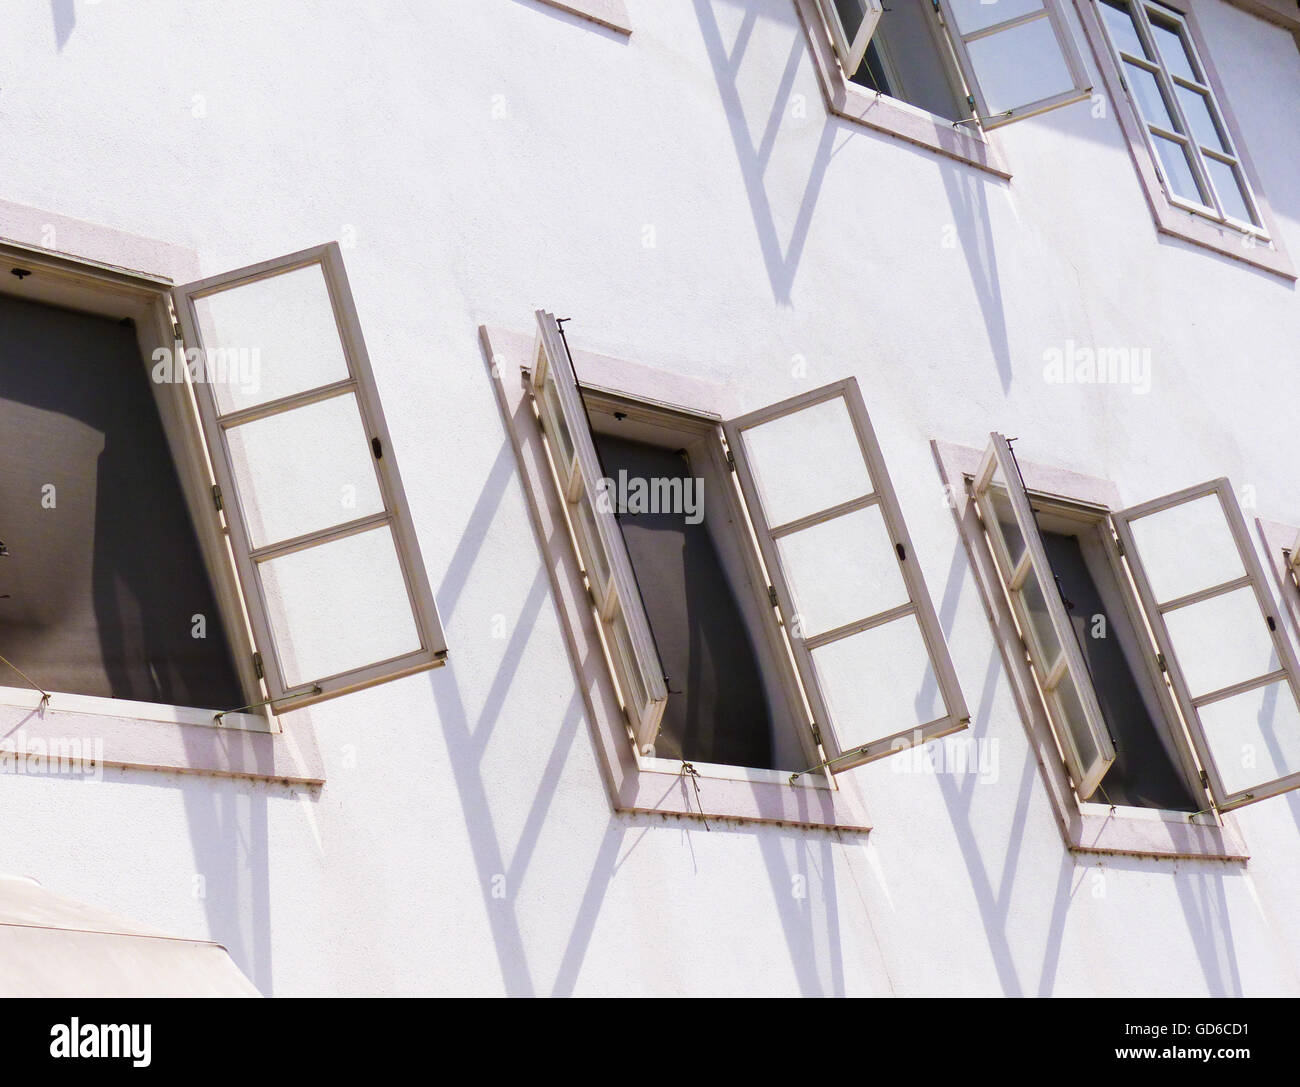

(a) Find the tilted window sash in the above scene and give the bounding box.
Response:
[529,311,668,751]
[173,243,447,712]
[1114,479,1300,811]
[973,433,1117,797]
[726,379,970,773]
[816,0,885,76]
[933,0,1092,127]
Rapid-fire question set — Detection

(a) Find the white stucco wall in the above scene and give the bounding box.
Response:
[1,0,1298,996]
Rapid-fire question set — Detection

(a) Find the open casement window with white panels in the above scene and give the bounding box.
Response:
[974,433,1300,814]
[173,243,446,713]
[530,311,969,778]
[814,0,1092,128]
[1115,481,1300,811]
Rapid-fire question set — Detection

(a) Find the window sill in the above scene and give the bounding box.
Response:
[0,685,324,785]
[530,0,631,35]
[793,0,1012,180]
[931,440,1248,862]
[483,323,871,832]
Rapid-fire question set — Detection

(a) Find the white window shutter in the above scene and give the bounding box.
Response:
[530,311,668,751]
[934,0,1092,127]
[1114,479,1300,811]
[173,243,447,711]
[973,434,1116,796]
[725,379,969,773]
[816,0,884,76]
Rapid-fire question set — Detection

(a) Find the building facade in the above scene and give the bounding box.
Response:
[1,0,1299,996]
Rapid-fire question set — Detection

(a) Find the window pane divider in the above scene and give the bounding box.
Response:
[960,8,1048,42]
[768,492,879,539]
[1156,573,1253,614]
[215,377,358,429]
[247,510,395,564]
[803,601,918,651]
[1191,668,1289,710]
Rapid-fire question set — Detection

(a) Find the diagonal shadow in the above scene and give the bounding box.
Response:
[693,0,842,305]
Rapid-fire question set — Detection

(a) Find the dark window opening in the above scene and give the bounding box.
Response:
[0,293,244,709]
[1040,529,1197,811]
[591,433,780,770]
[847,2,966,123]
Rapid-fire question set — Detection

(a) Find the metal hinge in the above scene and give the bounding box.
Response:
[173,321,183,338]
[726,450,737,473]
[768,585,779,607]
[810,721,823,746]
[212,484,224,512]
[1200,769,1211,791]
[1112,531,1126,557]
[252,652,265,679]
[1157,652,1168,673]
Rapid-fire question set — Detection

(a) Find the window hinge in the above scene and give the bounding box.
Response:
[810,721,823,746]
[252,652,265,680]
[767,585,779,608]
[1267,615,1277,632]
[1112,531,1126,557]
[1157,652,1168,673]
[1200,769,1211,791]
[211,484,224,512]
[895,542,906,562]
[173,321,183,339]
[726,450,737,473]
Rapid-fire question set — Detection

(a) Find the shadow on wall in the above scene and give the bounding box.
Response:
[50,0,74,50]
[430,353,861,993]
[926,538,1249,996]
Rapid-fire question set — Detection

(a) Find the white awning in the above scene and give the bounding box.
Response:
[0,875,259,997]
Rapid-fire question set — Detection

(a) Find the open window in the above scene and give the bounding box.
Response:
[810,0,1091,128]
[1115,480,1300,811]
[972,433,1300,815]
[173,243,447,713]
[529,311,968,779]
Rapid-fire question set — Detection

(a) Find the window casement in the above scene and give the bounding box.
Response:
[972,433,1300,819]
[527,311,969,792]
[812,0,1093,129]
[1077,0,1293,277]
[173,243,447,712]
[0,236,442,783]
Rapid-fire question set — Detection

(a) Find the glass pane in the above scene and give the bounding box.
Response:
[608,607,648,716]
[965,17,1077,114]
[1054,673,1107,798]
[192,263,350,416]
[740,397,873,528]
[1125,494,1244,604]
[1174,83,1224,153]
[1018,570,1063,669]
[1163,587,1278,699]
[572,485,610,590]
[259,524,421,689]
[1198,679,1300,798]
[226,393,385,549]
[1204,156,1257,226]
[1151,132,1203,203]
[983,473,1025,572]
[1147,10,1198,83]
[1099,0,1147,59]
[775,505,909,638]
[540,372,575,470]
[947,0,1045,36]
[810,616,944,750]
[1125,60,1175,131]
[833,0,876,40]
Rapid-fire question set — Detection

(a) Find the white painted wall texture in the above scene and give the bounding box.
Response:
[1,0,1298,996]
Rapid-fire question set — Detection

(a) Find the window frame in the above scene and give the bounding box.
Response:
[1074,0,1295,278]
[794,0,1014,178]
[816,0,885,75]
[0,230,323,785]
[173,243,448,713]
[726,379,971,773]
[484,322,870,830]
[934,439,1248,860]
[1114,479,1300,810]
[971,434,1118,798]
[530,0,632,35]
